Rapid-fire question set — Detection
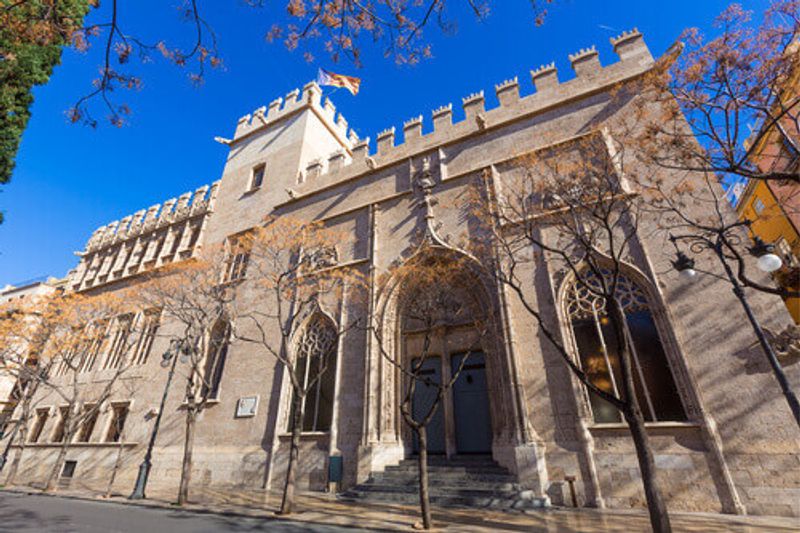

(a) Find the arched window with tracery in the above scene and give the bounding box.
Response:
[565,268,687,424]
[290,313,338,432]
[202,320,231,400]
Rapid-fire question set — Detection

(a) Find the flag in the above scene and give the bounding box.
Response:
[317,68,361,95]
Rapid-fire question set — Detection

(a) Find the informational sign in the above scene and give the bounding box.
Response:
[236,396,259,418]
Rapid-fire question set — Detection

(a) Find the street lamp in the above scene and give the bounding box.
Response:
[129,339,186,500]
[669,231,800,427]
[749,237,783,273]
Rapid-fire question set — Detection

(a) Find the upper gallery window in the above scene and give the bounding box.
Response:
[223,233,251,283]
[565,268,687,424]
[250,163,265,190]
[133,309,161,365]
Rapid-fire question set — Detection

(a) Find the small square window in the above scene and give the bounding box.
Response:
[251,164,265,190]
[61,460,77,479]
[753,197,765,215]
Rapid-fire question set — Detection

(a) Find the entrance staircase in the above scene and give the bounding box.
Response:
[340,455,549,510]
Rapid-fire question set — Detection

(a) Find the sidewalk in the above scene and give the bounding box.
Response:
[2,484,798,532]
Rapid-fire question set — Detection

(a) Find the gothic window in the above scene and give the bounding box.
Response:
[51,406,70,443]
[76,404,98,442]
[105,403,129,442]
[201,320,231,400]
[133,309,161,365]
[103,314,134,370]
[289,314,338,433]
[223,233,251,283]
[81,320,109,373]
[29,408,49,443]
[565,269,687,424]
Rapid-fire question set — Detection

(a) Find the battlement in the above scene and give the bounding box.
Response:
[287,29,652,196]
[231,81,357,149]
[70,182,220,292]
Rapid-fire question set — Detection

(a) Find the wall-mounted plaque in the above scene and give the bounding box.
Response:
[236,396,259,418]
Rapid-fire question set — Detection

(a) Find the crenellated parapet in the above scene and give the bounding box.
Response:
[69,181,220,292]
[289,29,653,195]
[231,81,357,150]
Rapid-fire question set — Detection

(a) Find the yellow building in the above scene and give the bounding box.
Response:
[737,179,800,322]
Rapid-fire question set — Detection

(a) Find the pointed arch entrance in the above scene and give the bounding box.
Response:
[394,249,497,457]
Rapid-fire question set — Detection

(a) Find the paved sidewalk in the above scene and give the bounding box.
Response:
[1,484,798,532]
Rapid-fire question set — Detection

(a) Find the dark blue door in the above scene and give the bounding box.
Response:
[452,352,492,454]
[412,356,445,454]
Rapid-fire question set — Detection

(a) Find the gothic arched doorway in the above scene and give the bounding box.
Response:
[397,252,495,457]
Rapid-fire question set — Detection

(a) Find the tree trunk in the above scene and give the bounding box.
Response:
[625,408,672,533]
[2,390,33,483]
[416,426,433,530]
[105,439,126,498]
[0,419,21,475]
[608,300,672,533]
[177,406,197,506]
[4,423,28,485]
[279,390,303,515]
[44,425,74,493]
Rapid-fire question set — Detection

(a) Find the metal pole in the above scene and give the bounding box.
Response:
[129,345,180,499]
[715,241,800,427]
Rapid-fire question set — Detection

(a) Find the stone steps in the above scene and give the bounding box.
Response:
[340,455,549,511]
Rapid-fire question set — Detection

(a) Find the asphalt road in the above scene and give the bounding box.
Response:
[0,492,373,532]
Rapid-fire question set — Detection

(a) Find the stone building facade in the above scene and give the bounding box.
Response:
[2,30,799,517]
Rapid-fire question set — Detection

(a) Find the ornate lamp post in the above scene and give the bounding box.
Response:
[129,339,188,499]
[669,224,800,427]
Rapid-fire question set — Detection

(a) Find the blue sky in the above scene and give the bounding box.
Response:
[0,0,770,285]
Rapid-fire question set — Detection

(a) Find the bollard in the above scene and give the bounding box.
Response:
[565,475,578,507]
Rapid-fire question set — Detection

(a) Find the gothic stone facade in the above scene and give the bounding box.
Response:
[3,30,799,517]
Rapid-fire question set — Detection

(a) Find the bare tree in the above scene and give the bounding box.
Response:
[619,0,800,425]
[3,1,557,127]
[470,133,676,533]
[33,291,144,493]
[230,215,363,516]
[135,248,236,506]
[104,373,142,498]
[636,0,799,186]
[0,292,64,484]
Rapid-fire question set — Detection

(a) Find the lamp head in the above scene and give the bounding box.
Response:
[749,237,782,273]
[671,250,697,280]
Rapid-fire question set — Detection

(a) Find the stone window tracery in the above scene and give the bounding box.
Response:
[565,268,686,424]
[289,314,338,433]
[202,320,231,400]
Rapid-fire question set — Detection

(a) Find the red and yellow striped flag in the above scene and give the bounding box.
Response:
[317,68,361,95]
